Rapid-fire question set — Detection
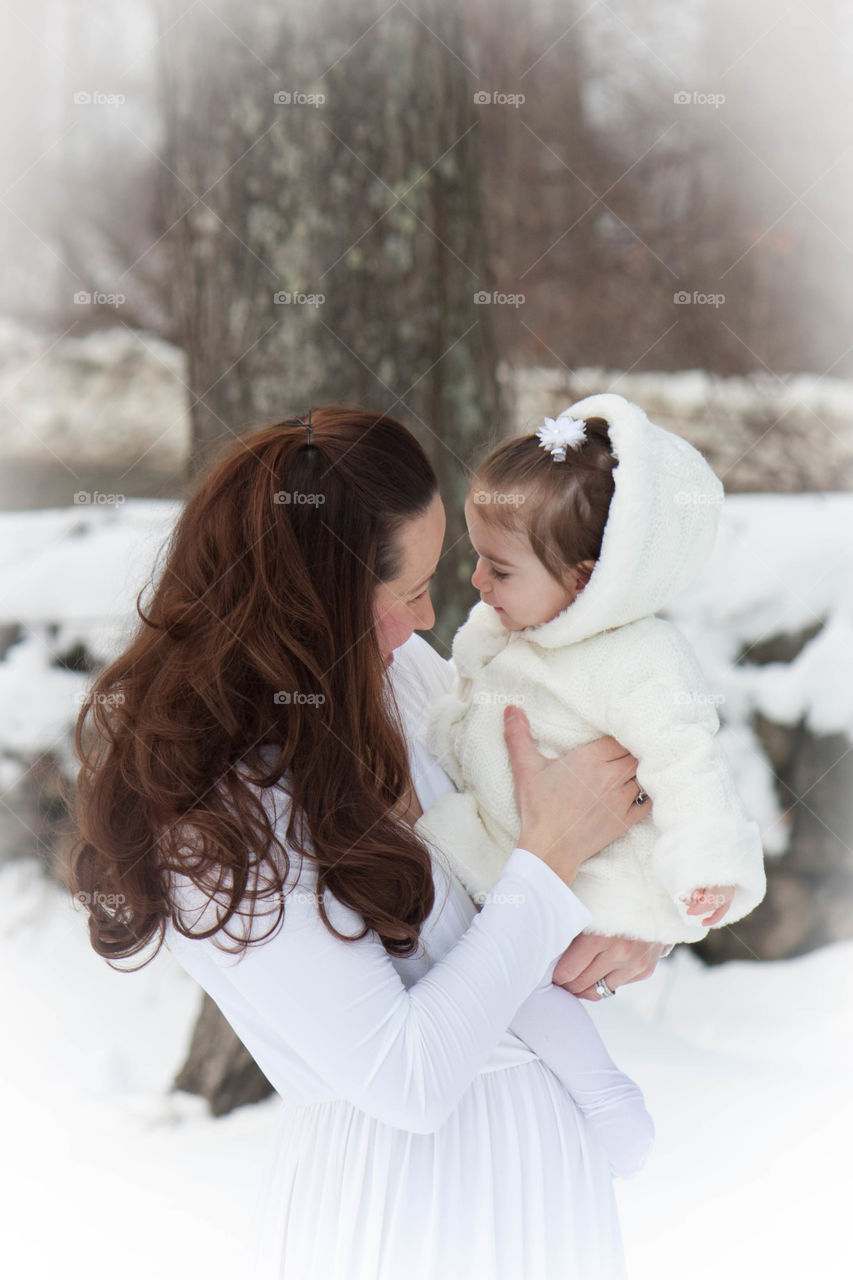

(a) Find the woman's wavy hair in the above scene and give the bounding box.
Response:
[68,408,440,968]
[471,417,616,585]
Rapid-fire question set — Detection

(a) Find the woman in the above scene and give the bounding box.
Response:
[70,408,667,1279]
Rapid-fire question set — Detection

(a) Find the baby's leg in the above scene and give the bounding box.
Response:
[510,970,654,1179]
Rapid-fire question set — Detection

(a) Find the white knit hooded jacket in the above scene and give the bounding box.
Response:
[415,393,767,944]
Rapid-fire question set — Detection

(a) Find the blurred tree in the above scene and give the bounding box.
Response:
[156,0,501,648]
[154,0,501,1113]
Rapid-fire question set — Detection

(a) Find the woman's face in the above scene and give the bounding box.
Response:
[373,492,446,663]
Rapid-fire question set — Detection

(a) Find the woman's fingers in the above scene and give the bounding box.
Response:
[589,735,639,767]
[503,705,541,784]
[616,778,653,829]
[552,933,664,999]
[506,719,651,880]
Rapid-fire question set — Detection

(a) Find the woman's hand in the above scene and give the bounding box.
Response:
[551,934,668,1000]
[503,705,650,887]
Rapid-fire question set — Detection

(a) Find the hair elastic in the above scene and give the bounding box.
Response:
[297,408,313,445]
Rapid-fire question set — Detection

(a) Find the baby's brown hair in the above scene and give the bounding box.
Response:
[470,417,617,586]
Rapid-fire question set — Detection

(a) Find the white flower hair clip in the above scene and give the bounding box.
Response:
[536,413,587,462]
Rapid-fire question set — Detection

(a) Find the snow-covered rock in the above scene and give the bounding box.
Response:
[0,319,190,475]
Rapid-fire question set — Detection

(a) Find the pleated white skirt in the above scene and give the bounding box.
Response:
[246,1060,628,1280]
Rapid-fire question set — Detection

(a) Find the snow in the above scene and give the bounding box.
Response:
[663,492,853,855]
[0,500,180,784]
[1,854,850,1280]
[0,498,180,659]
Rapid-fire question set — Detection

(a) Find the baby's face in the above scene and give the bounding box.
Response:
[464,494,586,630]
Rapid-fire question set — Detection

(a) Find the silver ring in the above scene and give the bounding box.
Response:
[636,790,649,805]
[594,977,615,999]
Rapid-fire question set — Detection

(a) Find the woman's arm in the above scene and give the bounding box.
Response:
[175,846,592,1136]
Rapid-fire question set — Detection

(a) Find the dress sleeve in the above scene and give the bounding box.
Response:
[509,979,655,1178]
[174,845,593,1135]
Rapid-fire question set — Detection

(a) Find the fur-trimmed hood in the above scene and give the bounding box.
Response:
[514,392,723,649]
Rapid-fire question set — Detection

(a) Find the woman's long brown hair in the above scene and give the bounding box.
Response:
[67,408,439,968]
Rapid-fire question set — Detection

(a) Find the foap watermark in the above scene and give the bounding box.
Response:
[472,691,526,707]
[75,890,126,909]
[674,290,725,307]
[673,690,726,708]
[472,489,525,506]
[471,889,526,906]
[74,689,126,708]
[74,290,126,308]
[681,888,730,909]
[73,90,126,107]
[474,290,525,307]
[674,489,725,506]
[473,91,525,108]
[73,490,126,506]
[273,489,325,506]
[282,888,323,909]
[673,90,725,109]
[274,691,326,706]
[274,290,325,307]
[273,90,326,107]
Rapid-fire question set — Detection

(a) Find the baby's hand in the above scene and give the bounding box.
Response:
[680,885,735,927]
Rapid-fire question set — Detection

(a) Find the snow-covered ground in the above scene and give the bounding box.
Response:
[2,852,851,1280]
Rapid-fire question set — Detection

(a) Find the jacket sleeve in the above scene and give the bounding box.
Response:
[170,846,593,1135]
[597,622,766,928]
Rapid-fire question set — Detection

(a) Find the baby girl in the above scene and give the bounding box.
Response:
[416,392,767,949]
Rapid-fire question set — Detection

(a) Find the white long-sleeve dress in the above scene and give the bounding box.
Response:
[163,633,651,1280]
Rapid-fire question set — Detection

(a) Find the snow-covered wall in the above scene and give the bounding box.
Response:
[504,364,853,493]
[2,320,852,496]
[0,320,189,478]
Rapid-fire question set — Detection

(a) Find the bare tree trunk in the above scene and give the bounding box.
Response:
[172,993,274,1116]
[155,0,501,1114]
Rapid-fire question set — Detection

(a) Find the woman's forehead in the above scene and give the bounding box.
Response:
[395,493,445,579]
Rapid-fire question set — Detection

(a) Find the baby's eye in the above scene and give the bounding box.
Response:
[491,568,508,580]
